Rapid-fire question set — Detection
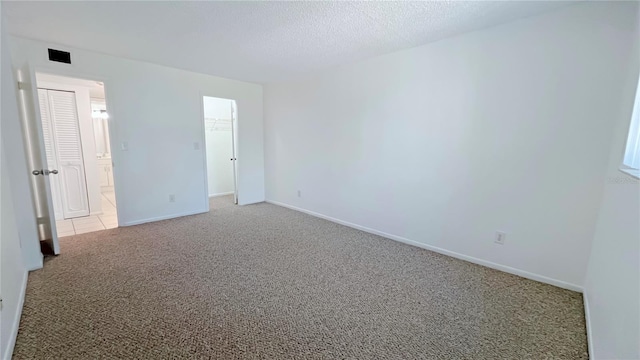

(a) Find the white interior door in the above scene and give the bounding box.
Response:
[230,102,238,205]
[39,89,90,219]
[17,64,60,254]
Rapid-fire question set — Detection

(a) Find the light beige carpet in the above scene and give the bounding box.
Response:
[13,196,588,359]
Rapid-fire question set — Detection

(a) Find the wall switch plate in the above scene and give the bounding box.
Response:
[495,231,506,245]
[297,190,301,197]
[169,194,176,202]
[193,142,200,150]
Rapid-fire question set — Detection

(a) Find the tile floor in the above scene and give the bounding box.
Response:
[56,191,118,237]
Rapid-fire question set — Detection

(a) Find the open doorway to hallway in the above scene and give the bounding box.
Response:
[35,73,119,237]
[202,96,238,205]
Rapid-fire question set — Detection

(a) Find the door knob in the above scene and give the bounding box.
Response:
[44,169,59,175]
[32,169,43,176]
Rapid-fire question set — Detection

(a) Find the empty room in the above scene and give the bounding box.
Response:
[1,1,638,359]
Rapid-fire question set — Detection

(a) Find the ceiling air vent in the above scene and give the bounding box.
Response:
[48,49,71,64]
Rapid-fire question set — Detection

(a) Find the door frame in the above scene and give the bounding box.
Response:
[37,80,107,219]
[198,93,239,210]
[30,65,122,228]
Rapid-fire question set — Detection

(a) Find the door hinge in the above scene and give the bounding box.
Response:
[17,81,25,90]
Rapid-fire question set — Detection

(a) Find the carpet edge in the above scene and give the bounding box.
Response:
[265,199,584,293]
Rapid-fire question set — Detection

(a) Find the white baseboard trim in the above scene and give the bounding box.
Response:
[238,199,264,206]
[209,192,234,198]
[3,271,28,360]
[120,209,208,227]
[583,292,594,360]
[266,199,583,293]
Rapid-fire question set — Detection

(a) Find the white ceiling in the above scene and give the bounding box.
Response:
[3,1,574,84]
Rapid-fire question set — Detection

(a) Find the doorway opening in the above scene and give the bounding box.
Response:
[202,96,238,206]
[35,73,119,237]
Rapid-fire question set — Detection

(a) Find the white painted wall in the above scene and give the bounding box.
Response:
[583,9,640,358]
[204,96,232,119]
[264,2,638,289]
[8,36,264,239]
[1,12,29,358]
[0,145,27,360]
[36,78,102,217]
[91,98,111,158]
[204,97,235,196]
[1,27,41,273]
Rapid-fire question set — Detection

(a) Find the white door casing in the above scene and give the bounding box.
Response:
[231,101,239,205]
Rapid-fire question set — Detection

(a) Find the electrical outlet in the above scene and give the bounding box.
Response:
[121,141,129,151]
[169,194,176,202]
[297,190,301,197]
[495,231,506,245]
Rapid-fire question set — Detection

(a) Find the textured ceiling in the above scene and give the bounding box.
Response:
[3,1,573,84]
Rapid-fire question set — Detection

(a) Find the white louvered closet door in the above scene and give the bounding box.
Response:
[43,89,90,219]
